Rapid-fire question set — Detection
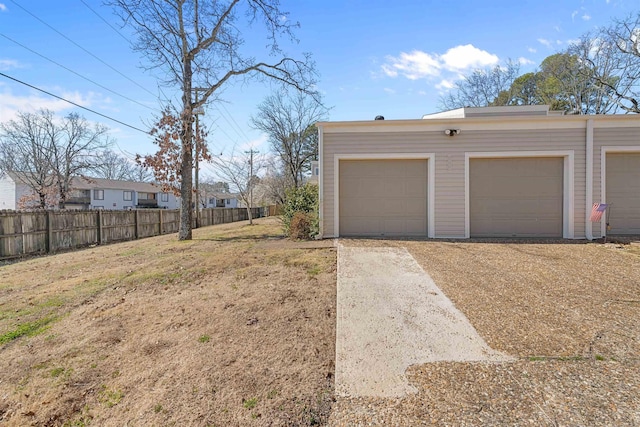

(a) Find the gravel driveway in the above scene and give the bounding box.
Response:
[330,239,640,426]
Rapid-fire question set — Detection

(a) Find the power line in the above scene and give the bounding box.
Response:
[0,33,159,113]
[76,0,181,108]
[0,71,150,134]
[8,0,158,100]
[214,102,252,142]
[79,0,132,45]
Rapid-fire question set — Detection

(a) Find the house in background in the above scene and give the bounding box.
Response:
[0,174,180,210]
[67,177,180,210]
[317,105,640,240]
[203,193,239,209]
[0,172,35,210]
[308,161,319,184]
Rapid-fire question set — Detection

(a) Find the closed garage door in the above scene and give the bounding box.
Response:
[606,153,640,235]
[470,157,564,237]
[339,159,427,236]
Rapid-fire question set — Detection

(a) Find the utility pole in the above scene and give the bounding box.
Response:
[193,90,205,228]
[245,148,259,225]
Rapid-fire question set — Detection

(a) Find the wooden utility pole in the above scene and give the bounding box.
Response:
[193,90,205,228]
[245,149,259,225]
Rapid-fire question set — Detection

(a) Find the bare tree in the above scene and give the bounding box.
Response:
[0,111,57,208]
[210,149,263,224]
[573,14,640,114]
[0,109,110,209]
[251,90,327,188]
[91,150,152,181]
[439,60,520,109]
[110,0,317,240]
[48,113,111,208]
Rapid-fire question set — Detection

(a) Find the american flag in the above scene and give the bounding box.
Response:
[590,203,608,222]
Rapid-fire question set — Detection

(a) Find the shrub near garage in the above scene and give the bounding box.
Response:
[283,184,318,239]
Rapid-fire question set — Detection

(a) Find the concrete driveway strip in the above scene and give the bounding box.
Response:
[336,245,510,398]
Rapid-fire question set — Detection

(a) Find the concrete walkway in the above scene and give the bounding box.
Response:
[336,245,510,398]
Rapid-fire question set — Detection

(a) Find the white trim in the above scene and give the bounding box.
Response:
[600,146,640,237]
[465,151,575,239]
[317,125,324,239]
[585,120,594,240]
[333,153,436,238]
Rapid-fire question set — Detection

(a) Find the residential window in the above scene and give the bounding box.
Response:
[226,199,231,205]
[123,191,133,201]
[216,198,225,208]
[161,193,169,202]
[94,189,104,200]
[209,197,215,205]
[314,167,319,176]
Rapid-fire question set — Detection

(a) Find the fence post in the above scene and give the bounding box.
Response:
[159,209,163,235]
[97,210,104,245]
[46,210,53,253]
[134,209,140,239]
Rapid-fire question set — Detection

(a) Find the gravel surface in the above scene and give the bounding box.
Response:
[330,239,640,426]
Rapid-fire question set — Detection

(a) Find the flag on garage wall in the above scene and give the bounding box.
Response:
[590,203,608,222]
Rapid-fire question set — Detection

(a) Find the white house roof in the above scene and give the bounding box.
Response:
[422,105,554,119]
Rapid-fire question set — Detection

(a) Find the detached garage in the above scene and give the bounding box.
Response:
[318,105,640,240]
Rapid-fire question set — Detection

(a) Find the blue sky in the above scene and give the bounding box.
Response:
[0,0,636,178]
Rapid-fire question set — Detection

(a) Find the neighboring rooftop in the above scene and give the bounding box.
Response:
[422,105,564,119]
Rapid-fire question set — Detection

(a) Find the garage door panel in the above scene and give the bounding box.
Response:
[470,157,563,237]
[340,159,428,236]
[606,153,640,235]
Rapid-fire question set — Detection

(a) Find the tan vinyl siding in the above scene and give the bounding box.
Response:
[322,128,587,238]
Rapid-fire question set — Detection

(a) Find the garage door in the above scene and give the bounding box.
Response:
[339,159,427,236]
[470,157,563,237]
[606,153,640,235]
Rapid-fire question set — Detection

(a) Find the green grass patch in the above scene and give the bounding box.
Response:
[198,334,211,343]
[0,316,58,345]
[99,386,124,408]
[243,397,258,409]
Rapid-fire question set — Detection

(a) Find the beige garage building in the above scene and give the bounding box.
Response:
[317,106,640,239]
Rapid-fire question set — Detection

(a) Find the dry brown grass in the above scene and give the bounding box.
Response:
[0,217,336,426]
[331,238,640,426]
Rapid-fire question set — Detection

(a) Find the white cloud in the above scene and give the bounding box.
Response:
[0,59,21,70]
[382,50,440,80]
[538,38,553,48]
[554,25,561,33]
[0,89,99,124]
[582,13,591,21]
[0,3,6,11]
[381,44,499,82]
[518,57,534,65]
[440,44,499,71]
[571,10,578,20]
[527,47,537,53]
[417,90,427,96]
[436,79,456,90]
[383,87,396,95]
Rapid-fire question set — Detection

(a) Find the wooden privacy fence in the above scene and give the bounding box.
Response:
[0,207,268,259]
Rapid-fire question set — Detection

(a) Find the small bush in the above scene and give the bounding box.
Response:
[289,212,312,240]
[282,184,318,238]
